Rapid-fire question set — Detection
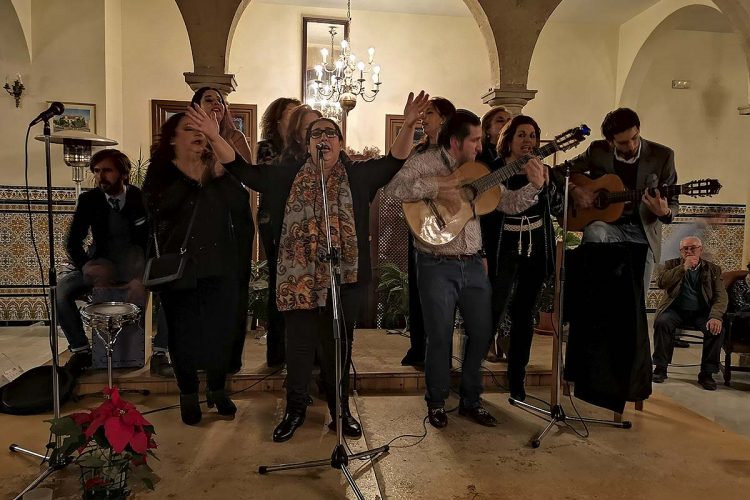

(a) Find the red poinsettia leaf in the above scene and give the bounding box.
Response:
[122,409,151,427]
[104,417,134,454]
[129,427,148,455]
[84,413,108,439]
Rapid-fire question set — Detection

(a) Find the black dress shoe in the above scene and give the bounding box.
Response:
[427,407,448,428]
[273,412,305,442]
[674,338,690,348]
[653,366,668,384]
[509,378,526,402]
[698,372,717,391]
[328,411,363,438]
[206,389,237,416]
[459,406,497,427]
[65,350,92,378]
[149,352,174,378]
[180,393,202,425]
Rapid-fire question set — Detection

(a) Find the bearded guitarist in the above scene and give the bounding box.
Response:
[559,108,678,293]
[385,110,546,429]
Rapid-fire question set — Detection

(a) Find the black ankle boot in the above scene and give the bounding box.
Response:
[180,393,201,425]
[206,389,237,416]
[273,411,305,442]
[328,401,362,438]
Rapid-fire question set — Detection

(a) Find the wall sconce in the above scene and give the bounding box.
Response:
[4,74,25,107]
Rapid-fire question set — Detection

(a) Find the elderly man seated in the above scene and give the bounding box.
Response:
[652,236,727,390]
[57,149,157,376]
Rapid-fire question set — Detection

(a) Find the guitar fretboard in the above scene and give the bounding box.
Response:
[607,184,683,203]
[470,142,558,194]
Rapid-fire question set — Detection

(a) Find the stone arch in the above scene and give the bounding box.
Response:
[1,0,31,64]
[462,0,501,85]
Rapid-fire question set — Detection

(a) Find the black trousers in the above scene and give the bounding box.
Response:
[283,286,361,415]
[653,307,724,373]
[405,234,426,360]
[259,222,285,365]
[491,232,547,389]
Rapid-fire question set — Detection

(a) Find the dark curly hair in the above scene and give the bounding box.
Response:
[89,149,131,177]
[150,112,213,167]
[415,97,456,153]
[497,115,541,159]
[190,87,237,137]
[260,97,301,151]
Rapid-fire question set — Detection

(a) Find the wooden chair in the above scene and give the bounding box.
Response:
[721,270,750,386]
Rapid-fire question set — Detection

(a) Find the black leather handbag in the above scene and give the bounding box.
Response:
[143,201,199,292]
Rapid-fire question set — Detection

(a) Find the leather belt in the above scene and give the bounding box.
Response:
[425,253,478,261]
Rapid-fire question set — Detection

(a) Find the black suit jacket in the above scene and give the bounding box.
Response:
[560,138,678,262]
[65,185,149,269]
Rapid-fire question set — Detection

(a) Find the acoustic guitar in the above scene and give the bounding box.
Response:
[563,174,722,231]
[403,125,591,247]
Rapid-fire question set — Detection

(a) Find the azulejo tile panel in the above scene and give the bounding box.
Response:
[0,185,77,321]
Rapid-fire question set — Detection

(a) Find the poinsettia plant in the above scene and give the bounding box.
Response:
[47,386,158,492]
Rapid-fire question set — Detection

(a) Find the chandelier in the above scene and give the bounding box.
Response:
[308,0,382,115]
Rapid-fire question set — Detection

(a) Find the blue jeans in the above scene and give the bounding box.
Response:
[582,221,654,295]
[56,270,91,352]
[417,253,493,409]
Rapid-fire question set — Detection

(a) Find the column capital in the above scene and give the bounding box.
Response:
[482,85,538,115]
[183,72,238,94]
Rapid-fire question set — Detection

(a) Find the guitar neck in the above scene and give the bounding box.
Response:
[471,142,558,194]
[607,184,683,203]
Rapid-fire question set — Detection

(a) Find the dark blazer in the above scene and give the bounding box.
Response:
[656,258,728,321]
[562,138,678,262]
[65,185,148,270]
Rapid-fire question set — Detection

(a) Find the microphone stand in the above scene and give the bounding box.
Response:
[9,119,72,499]
[507,161,631,448]
[258,147,389,499]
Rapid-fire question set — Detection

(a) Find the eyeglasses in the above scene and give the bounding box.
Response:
[310,128,338,139]
[680,245,702,252]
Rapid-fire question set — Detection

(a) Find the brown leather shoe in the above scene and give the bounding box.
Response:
[459,406,497,427]
[427,407,448,428]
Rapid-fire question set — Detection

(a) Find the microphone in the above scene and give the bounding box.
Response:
[316,143,328,151]
[30,102,65,127]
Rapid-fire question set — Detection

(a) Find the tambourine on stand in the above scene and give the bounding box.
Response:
[81,302,149,396]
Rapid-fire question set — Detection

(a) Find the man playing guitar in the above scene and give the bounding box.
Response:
[562,108,678,293]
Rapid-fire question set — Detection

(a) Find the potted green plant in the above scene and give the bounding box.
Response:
[128,147,150,188]
[47,387,158,499]
[376,262,409,331]
[534,222,582,335]
[248,259,270,330]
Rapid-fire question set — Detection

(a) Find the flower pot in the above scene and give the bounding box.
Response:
[78,451,130,500]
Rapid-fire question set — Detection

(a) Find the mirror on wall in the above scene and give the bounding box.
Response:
[302,17,349,126]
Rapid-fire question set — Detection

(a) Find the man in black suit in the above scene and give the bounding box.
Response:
[58,149,155,375]
[564,108,679,292]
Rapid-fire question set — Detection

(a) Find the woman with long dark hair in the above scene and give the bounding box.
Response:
[190,87,254,373]
[489,115,563,401]
[256,97,301,165]
[401,97,455,367]
[278,105,323,165]
[143,112,248,425]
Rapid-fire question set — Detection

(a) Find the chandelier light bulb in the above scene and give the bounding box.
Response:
[321,47,329,63]
[341,39,349,49]
[368,47,375,63]
[357,61,365,71]
[373,65,381,74]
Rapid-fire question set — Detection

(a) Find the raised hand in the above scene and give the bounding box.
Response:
[186,103,220,141]
[403,90,429,127]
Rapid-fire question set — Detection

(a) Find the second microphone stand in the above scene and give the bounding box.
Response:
[508,161,631,448]
[258,148,389,499]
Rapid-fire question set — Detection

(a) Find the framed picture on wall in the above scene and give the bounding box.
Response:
[50,102,96,133]
[385,114,425,150]
[150,99,258,148]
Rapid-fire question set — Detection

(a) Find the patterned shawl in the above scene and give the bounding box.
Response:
[276,158,358,311]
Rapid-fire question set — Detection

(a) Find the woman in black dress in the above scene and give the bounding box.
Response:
[143,112,241,425]
[489,115,563,401]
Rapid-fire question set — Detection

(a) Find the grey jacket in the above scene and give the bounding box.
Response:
[656,258,728,321]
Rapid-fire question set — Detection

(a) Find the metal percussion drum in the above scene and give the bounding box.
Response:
[81,302,140,388]
[81,302,140,331]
